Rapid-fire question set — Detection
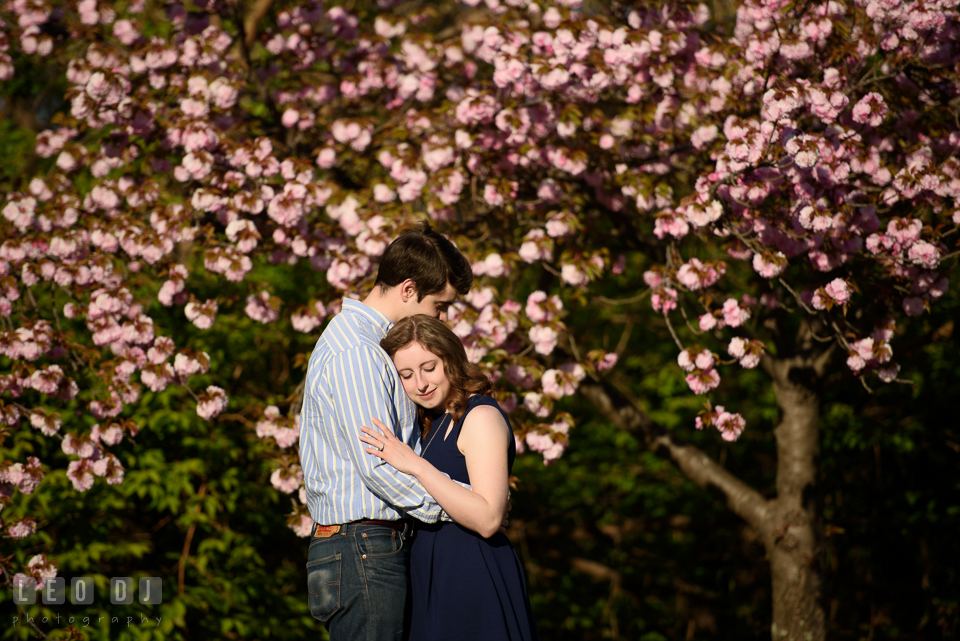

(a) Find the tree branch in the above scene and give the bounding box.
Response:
[578,381,769,531]
[243,0,275,48]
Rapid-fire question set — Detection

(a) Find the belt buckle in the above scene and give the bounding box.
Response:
[313,524,341,538]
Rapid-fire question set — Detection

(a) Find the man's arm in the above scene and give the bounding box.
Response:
[328,344,446,522]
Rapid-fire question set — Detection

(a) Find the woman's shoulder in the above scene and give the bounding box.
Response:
[466,394,500,409]
[462,396,510,428]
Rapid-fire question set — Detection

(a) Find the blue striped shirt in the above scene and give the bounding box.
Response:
[298,298,445,524]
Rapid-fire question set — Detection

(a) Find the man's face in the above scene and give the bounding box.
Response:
[406,282,458,322]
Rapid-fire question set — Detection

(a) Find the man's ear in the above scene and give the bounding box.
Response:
[399,279,419,303]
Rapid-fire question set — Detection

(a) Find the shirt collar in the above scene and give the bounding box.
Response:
[341,298,394,338]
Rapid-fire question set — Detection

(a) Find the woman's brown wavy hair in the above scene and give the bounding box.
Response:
[381,314,493,433]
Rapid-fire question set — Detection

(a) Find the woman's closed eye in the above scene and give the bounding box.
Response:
[400,367,434,379]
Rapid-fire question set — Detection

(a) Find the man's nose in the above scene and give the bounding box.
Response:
[438,310,447,322]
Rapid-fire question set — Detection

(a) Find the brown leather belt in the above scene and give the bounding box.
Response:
[313,520,407,538]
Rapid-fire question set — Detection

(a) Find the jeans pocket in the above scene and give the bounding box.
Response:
[357,529,402,559]
[306,552,341,622]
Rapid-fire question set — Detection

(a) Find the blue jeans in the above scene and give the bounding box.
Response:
[306,522,413,641]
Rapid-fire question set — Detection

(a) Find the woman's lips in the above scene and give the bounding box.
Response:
[419,389,435,400]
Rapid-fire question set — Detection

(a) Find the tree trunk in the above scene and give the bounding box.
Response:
[580,334,833,640]
[762,355,827,641]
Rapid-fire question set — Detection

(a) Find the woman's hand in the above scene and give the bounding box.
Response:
[359,417,424,476]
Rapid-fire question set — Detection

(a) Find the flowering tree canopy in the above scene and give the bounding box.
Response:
[2,0,958,637]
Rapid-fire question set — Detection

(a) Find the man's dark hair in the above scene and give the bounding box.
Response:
[374,221,473,300]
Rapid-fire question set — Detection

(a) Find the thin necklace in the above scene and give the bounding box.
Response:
[420,413,450,457]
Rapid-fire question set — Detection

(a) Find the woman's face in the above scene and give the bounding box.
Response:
[392,341,451,412]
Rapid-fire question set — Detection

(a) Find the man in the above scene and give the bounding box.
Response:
[299,221,473,641]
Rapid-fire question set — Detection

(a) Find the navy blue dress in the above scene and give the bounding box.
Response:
[409,395,539,641]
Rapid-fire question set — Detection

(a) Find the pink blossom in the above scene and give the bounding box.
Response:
[877,363,900,383]
[523,392,551,418]
[752,252,786,278]
[66,460,95,491]
[290,514,313,538]
[684,200,723,228]
[274,427,299,449]
[373,184,396,203]
[316,148,336,168]
[694,349,714,371]
[851,92,887,127]
[556,121,576,138]
[196,79,230,109]
[525,431,564,462]
[699,314,718,331]
[197,386,228,420]
[327,255,372,290]
[291,301,327,333]
[654,214,690,239]
[545,212,574,238]
[597,353,618,372]
[529,325,559,355]
[541,368,577,399]
[853,338,876,361]
[729,337,763,368]
[174,351,209,378]
[561,263,589,287]
[483,184,504,206]
[100,424,124,446]
[651,287,678,313]
[482,253,507,277]
[907,241,939,269]
[29,411,61,436]
[519,229,554,263]
[245,291,280,323]
[542,7,562,28]
[721,298,751,327]
[728,337,747,359]
[225,219,259,253]
[715,410,745,441]
[888,218,922,245]
[498,393,518,414]
[676,258,724,290]
[147,336,175,364]
[7,519,37,539]
[525,291,562,322]
[271,466,303,494]
[824,278,851,304]
[685,368,720,394]
[141,363,174,392]
[902,297,924,316]
[30,365,64,394]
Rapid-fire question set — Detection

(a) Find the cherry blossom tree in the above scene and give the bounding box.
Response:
[2,0,958,638]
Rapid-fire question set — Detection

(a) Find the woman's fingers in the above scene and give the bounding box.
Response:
[370,417,393,438]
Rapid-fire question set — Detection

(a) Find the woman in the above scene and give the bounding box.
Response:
[359,314,539,641]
